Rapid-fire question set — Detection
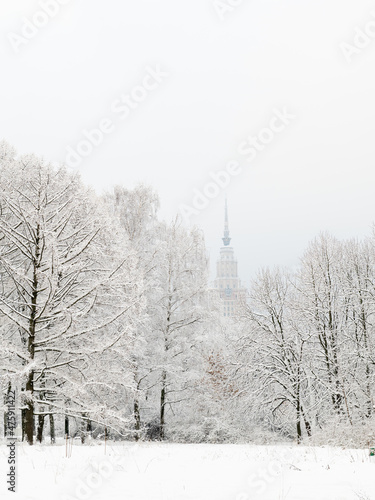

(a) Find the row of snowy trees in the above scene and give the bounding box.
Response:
[231,234,375,445]
[3,141,375,447]
[0,142,218,445]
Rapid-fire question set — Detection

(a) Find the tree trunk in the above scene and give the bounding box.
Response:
[301,406,312,437]
[49,412,56,444]
[25,225,40,445]
[160,370,166,440]
[366,369,372,418]
[134,399,141,441]
[87,418,92,440]
[80,414,87,444]
[24,371,34,445]
[296,400,302,444]
[3,383,11,437]
[65,414,69,438]
[21,408,26,441]
[36,413,45,443]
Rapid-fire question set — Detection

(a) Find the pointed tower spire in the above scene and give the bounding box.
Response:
[222,197,231,246]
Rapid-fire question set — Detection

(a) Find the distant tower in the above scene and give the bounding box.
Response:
[213,199,246,317]
[222,198,231,247]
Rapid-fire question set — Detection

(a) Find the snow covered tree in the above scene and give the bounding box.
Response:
[235,267,313,442]
[298,234,350,421]
[340,238,375,420]
[104,184,160,438]
[0,144,145,444]
[105,187,211,441]
[154,219,209,439]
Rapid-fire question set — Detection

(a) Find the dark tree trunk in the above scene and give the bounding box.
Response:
[87,418,92,439]
[65,414,69,438]
[24,371,34,445]
[80,414,87,444]
[301,405,312,437]
[25,224,41,445]
[304,419,312,437]
[21,408,26,441]
[36,414,45,443]
[134,399,141,441]
[296,399,302,444]
[160,370,166,440]
[49,413,56,444]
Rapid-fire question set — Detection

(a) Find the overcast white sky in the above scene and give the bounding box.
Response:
[1,0,375,284]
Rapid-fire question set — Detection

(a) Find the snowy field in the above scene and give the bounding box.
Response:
[1,441,375,500]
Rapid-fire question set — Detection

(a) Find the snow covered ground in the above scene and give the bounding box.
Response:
[1,441,374,500]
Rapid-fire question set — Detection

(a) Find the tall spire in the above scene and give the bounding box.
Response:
[222,197,231,246]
